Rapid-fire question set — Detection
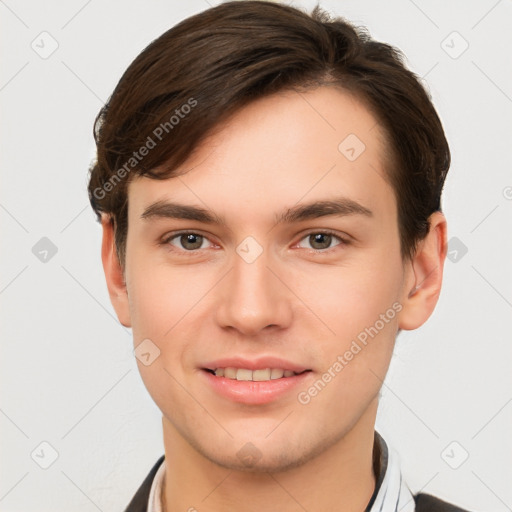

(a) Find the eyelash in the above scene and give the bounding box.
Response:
[160,229,349,256]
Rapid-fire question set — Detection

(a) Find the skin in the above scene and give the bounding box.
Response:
[101,85,447,512]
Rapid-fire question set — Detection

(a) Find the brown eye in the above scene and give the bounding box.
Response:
[297,231,345,252]
[166,232,210,251]
[309,233,333,250]
[180,234,203,250]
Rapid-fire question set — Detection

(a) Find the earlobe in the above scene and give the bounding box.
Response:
[100,215,132,327]
[397,212,447,331]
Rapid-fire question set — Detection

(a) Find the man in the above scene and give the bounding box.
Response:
[87,1,472,511]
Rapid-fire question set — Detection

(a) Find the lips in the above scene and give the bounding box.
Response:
[201,366,313,405]
[200,356,313,404]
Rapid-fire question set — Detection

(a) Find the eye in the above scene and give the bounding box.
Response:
[163,231,213,252]
[161,230,348,255]
[296,231,347,252]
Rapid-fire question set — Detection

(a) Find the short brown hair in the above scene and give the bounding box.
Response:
[87,0,450,269]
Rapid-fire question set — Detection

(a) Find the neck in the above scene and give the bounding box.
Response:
[161,398,378,512]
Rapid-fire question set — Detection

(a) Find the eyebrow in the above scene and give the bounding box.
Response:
[140,196,373,225]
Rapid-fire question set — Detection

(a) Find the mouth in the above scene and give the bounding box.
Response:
[200,366,313,405]
[202,367,312,381]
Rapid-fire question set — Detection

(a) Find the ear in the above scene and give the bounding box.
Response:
[100,215,132,327]
[397,211,447,330]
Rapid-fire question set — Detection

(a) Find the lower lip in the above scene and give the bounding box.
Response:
[201,369,313,405]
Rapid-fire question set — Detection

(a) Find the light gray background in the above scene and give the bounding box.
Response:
[1,0,511,511]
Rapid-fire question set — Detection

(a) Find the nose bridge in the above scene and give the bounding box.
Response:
[214,238,291,334]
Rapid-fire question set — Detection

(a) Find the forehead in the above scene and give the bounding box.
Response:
[127,85,395,224]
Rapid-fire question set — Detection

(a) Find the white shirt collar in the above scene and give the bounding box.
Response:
[370,432,416,512]
[147,432,415,512]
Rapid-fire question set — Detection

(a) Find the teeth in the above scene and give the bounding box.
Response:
[212,367,300,381]
[253,369,271,381]
[270,368,284,379]
[224,367,237,379]
[236,369,252,381]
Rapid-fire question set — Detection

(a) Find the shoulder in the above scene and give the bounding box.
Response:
[414,492,474,512]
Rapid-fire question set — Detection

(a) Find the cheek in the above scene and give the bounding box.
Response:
[293,266,400,421]
[292,249,403,393]
[296,259,402,336]
[126,264,198,412]
[126,257,214,377]
[127,255,197,333]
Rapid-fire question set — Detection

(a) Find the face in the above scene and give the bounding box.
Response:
[116,86,417,472]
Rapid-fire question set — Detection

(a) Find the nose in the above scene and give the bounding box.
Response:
[214,244,293,336]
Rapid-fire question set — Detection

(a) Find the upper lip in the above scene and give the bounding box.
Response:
[202,356,311,373]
